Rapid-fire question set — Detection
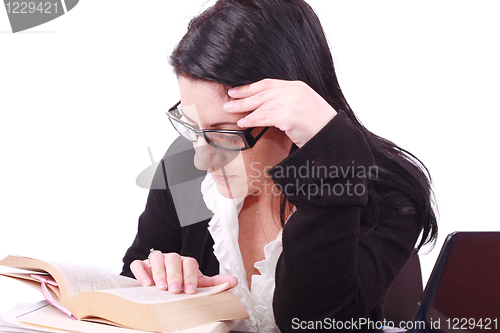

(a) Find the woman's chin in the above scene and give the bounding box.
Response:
[214,181,248,199]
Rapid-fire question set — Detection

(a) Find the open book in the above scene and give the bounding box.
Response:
[0,254,248,332]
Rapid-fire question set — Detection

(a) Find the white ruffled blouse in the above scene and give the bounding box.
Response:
[201,172,284,333]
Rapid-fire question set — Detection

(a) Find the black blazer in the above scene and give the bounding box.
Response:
[121,111,422,332]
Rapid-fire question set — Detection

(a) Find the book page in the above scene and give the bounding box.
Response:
[1,301,237,333]
[97,283,231,304]
[48,261,141,300]
[3,301,151,333]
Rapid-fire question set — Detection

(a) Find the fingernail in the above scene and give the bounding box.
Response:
[228,87,239,97]
[185,284,196,294]
[157,280,167,288]
[142,278,150,286]
[237,118,247,127]
[169,283,181,293]
[223,101,233,112]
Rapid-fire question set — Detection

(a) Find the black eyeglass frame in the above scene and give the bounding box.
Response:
[167,101,269,151]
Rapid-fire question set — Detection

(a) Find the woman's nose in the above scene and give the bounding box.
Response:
[193,137,239,172]
[193,137,213,171]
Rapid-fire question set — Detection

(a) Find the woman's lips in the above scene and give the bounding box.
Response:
[211,173,236,183]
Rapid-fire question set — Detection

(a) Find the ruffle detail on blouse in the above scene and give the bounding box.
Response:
[251,229,283,333]
[201,172,283,333]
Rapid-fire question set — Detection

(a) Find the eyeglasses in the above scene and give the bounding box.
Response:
[166,101,269,151]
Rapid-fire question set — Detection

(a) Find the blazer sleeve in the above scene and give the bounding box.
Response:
[270,111,422,331]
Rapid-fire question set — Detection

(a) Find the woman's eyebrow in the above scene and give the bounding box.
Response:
[209,121,238,128]
[181,108,237,128]
[180,106,240,128]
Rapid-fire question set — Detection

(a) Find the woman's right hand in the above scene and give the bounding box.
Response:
[130,252,238,294]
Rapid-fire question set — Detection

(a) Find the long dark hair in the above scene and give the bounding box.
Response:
[170,0,437,250]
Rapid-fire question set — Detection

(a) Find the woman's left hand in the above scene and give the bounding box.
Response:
[223,79,337,148]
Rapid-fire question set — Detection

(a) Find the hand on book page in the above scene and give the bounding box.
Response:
[0,254,249,332]
[131,251,238,294]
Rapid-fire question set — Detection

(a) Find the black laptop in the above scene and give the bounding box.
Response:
[406,231,500,333]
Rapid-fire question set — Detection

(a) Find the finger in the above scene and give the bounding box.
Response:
[164,253,183,294]
[181,257,199,294]
[237,102,283,128]
[227,78,286,99]
[149,251,168,290]
[130,260,153,286]
[224,88,278,114]
[198,274,239,289]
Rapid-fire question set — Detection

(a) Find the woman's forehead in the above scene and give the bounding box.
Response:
[177,76,249,128]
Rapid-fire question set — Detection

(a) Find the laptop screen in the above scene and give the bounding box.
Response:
[409,232,500,333]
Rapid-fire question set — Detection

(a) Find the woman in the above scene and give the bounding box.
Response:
[121,0,438,331]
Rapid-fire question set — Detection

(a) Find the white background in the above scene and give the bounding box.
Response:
[1,0,499,314]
